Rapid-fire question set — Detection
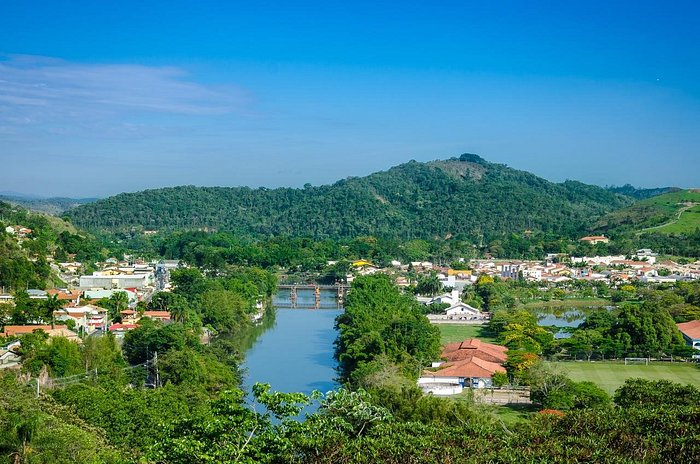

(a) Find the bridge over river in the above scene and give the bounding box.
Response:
[276,284,350,309]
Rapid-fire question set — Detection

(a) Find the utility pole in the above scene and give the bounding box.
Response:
[36,378,40,398]
[154,351,160,388]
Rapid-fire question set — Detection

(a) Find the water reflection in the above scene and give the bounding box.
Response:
[243,290,342,416]
[534,306,613,339]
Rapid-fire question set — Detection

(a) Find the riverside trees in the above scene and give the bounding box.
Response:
[334,274,441,387]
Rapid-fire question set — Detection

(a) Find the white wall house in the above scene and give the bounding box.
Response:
[444,302,483,320]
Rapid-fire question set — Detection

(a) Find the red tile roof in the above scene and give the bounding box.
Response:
[441,338,508,363]
[108,323,137,331]
[46,289,81,300]
[143,310,171,320]
[580,235,608,241]
[424,357,506,379]
[677,320,700,340]
[1,325,68,337]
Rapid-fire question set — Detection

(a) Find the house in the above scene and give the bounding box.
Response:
[579,235,610,245]
[1,325,65,337]
[441,339,508,364]
[46,288,82,305]
[677,320,700,357]
[120,309,138,324]
[54,304,108,334]
[0,325,79,342]
[428,289,461,306]
[418,338,508,394]
[108,323,138,337]
[142,310,171,322]
[419,358,506,394]
[44,327,80,342]
[0,349,20,369]
[26,289,48,300]
[83,288,138,305]
[444,302,484,320]
[79,273,152,290]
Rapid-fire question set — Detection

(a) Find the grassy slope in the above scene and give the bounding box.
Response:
[655,204,700,234]
[594,189,700,235]
[550,361,700,394]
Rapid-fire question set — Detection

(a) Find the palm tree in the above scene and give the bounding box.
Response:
[44,294,63,328]
[0,412,41,464]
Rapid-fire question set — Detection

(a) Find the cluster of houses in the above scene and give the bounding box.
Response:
[0,259,182,369]
[418,338,508,395]
[4,225,33,237]
[415,251,697,289]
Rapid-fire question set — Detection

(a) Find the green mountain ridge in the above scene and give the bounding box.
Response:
[0,195,98,215]
[65,154,633,241]
[605,184,681,200]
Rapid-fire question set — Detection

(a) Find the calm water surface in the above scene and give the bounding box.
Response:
[534,306,614,339]
[243,289,341,397]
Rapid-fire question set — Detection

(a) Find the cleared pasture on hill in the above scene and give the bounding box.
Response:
[550,361,700,394]
[655,204,700,234]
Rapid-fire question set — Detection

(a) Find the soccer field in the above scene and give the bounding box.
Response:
[549,361,700,394]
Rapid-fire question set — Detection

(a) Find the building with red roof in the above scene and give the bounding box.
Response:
[677,320,700,356]
[441,338,508,364]
[419,338,509,394]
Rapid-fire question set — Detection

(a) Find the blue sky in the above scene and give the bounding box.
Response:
[1,0,699,197]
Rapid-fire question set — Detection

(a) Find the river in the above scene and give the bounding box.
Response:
[243,289,342,402]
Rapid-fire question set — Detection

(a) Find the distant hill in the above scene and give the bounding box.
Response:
[606,184,681,200]
[0,201,104,291]
[593,189,700,235]
[0,195,98,215]
[65,154,633,241]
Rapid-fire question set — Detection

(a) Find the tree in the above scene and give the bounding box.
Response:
[200,289,250,334]
[415,272,441,296]
[567,329,604,361]
[614,379,700,409]
[122,319,196,364]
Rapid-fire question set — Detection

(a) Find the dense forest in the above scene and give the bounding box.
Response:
[65,154,632,242]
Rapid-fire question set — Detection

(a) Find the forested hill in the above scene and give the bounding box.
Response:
[65,154,632,241]
[0,194,97,215]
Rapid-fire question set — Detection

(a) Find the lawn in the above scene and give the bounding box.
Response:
[549,361,700,395]
[437,324,498,344]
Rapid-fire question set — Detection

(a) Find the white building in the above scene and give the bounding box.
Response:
[80,273,152,289]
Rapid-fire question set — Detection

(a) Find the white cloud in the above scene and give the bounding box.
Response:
[0,54,251,136]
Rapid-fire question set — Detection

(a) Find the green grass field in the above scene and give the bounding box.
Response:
[437,324,498,345]
[549,361,700,394]
[656,204,700,234]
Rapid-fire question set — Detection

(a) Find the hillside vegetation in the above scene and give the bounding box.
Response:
[0,195,97,215]
[0,201,105,291]
[593,189,700,235]
[65,154,632,241]
[606,184,680,200]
